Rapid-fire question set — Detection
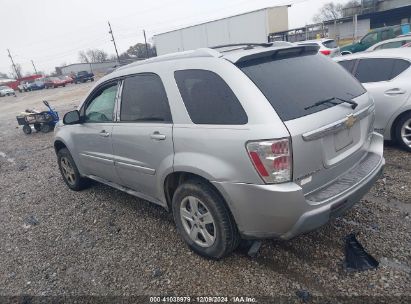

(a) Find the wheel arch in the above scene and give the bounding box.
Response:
[163,171,237,224]
[390,109,411,142]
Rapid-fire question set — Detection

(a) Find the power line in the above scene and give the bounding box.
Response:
[108,21,120,63]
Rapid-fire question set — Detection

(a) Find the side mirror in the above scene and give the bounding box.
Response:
[63,110,81,125]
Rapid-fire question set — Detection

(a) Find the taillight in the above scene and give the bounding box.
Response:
[246,138,292,184]
[320,49,331,55]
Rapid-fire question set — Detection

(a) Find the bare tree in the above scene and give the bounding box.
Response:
[313,2,344,23]
[78,50,89,63]
[78,49,109,63]
[119,43,157,60]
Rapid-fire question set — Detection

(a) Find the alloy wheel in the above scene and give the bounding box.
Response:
[401,118,411,147]
[60,156,76,186]
[180,196,216,247]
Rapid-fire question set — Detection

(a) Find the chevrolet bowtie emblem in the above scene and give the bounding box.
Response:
[345,114,357,129]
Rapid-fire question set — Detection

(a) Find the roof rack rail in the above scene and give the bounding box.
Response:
[211,43,273,50]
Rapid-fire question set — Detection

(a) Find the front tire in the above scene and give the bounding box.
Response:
[395,112,411,152]
[22,125,32,134]
[172,180,239,259]
[57,148,90,191]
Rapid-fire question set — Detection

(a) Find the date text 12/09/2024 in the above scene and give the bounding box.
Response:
[149,296,257,303]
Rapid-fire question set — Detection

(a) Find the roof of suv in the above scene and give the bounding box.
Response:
[334,48,411,61]
[115,42,307,73]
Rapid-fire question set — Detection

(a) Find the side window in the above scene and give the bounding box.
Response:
[354,58,410,83]
[381,30,390,41]
[380,41,403,49]
[355,58,395,83]
[338,60,356,73]
[120,74,171,122]
[84,83,118,122]
[174,70,248,125]
[391,59,411,79]
[361,32,378,45]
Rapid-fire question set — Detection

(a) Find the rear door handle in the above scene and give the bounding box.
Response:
[150,131,166,140]
[99,130,110,137]
[385,88,406,95]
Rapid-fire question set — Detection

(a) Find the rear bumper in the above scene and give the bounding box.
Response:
[212,132,385,240]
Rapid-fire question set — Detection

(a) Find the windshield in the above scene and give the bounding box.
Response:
[0,86,8,90]
[236,54,366,121]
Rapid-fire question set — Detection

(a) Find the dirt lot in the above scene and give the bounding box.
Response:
[0,84,410,302]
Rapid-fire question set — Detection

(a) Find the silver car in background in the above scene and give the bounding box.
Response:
[365,36,411,52]
[54,43,384,259]
[295,38,341,57]
[335,48,411,151]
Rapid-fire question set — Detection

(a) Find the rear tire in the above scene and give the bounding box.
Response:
[172,180,240,259]
[395,112,411,152]
[22,125,31,134]
[40,124,51,133]
[34,123,41,132]
[57,148,90,191]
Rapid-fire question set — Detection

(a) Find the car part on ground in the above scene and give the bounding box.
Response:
[344,234,379,272]
[54,44,384,258]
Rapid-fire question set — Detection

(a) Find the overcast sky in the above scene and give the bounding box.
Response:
[0,0,351,75]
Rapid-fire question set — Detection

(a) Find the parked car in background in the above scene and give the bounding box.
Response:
[55,43,384,258]
[335,49,411,152]
[73,71,94,83]
[402,42,411,48]
[28,79,46,91]
[44,77,66,89]
[17,81,33,92]
[59,75,73,85]
[366,36,411,52]
[340,24,409,55]
[295,38,341,57]
[0,85,16,97]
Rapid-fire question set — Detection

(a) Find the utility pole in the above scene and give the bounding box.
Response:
[31,60,38,74]
[143,30,149,58]
[108,21,120,63]
[7,49,21,79]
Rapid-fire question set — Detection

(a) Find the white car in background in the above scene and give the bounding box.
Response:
[335,49,411,151]
[295,38,341,57]
[0,85,16,97]
[365,36,411,52]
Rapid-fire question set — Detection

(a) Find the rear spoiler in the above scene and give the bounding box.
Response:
[235,45,320,64]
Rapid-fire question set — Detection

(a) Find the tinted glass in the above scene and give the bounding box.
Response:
[391,59,410,78]
[85,83,118,122]
[237,54,365,121]
[338,60,356,73]
[379,41,403,49]
[381,30,390,41]
[120,74,171,122]
[355,58,410,83]
[174,70,247,125]
[323,40,337,48]
[362,32,378,45]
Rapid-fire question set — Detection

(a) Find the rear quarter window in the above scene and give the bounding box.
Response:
[355,58,410,83]
[174,70,248,125]
[338,59,356,73]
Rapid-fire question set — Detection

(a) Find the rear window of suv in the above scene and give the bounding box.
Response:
[237,54,366,121]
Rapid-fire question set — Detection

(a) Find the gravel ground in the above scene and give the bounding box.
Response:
[0,85,410,302]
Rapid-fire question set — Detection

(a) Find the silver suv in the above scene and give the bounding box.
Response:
[54,43,385,259]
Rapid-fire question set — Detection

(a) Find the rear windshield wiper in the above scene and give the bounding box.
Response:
[304,96,358,111]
